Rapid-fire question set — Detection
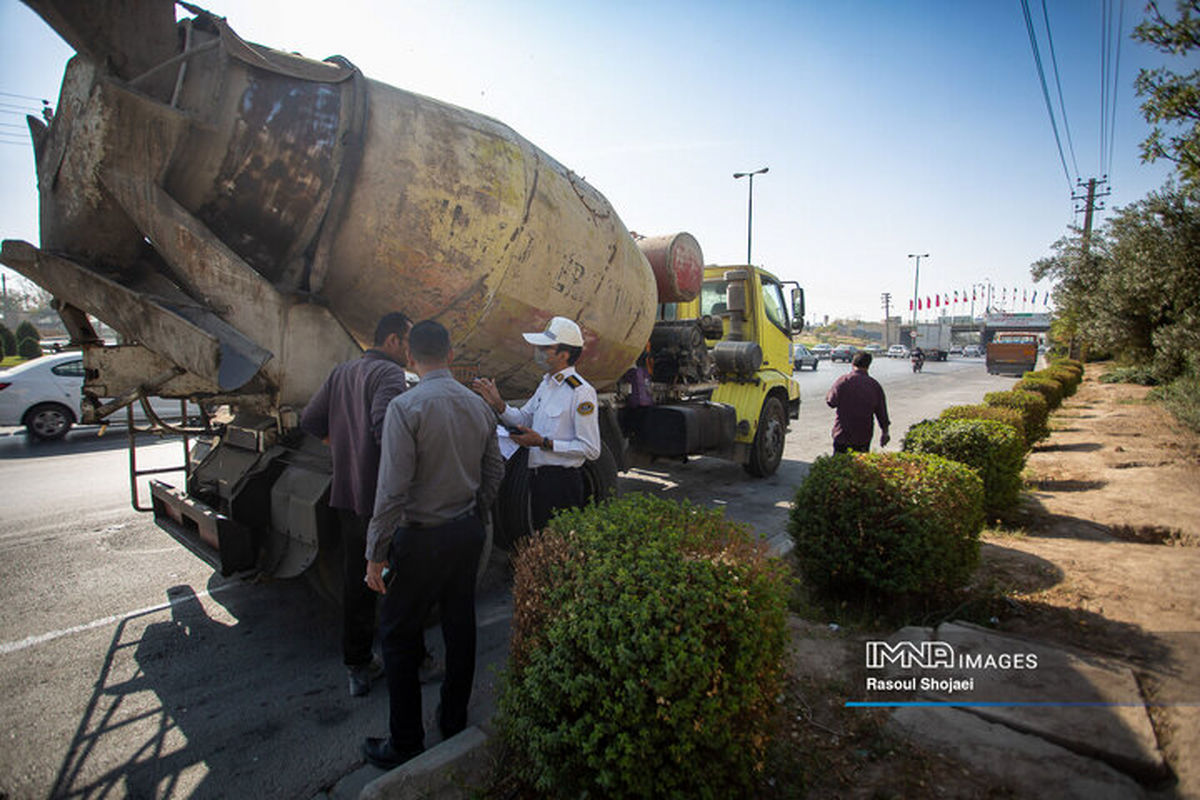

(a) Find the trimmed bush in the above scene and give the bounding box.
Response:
[0,324,15,357]
[15,321,39,347]
[1100,365,1159,386]
[1041,366,1081,397]
[902,418,1026,516]
[16,337,41,359]
[1015,375,1064,410]
[788,452,983,598]
[940,403,1027,448]
[985,389,1050,444]
[1052,357,1084,372]
[500,494,790,798]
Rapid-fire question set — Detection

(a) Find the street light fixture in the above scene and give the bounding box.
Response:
[733,167,768,266]
[908,253,928,326]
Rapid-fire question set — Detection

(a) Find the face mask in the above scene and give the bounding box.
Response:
[533,348,550,369]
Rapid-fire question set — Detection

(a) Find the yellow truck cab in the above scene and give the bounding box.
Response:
[650,264,803,476]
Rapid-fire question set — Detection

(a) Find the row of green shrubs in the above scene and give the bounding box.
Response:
[497,359,1088,796]
[788,357,1085,607]
[0,321,43,359]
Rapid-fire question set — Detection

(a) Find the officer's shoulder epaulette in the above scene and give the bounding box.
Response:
[565,374,582,388]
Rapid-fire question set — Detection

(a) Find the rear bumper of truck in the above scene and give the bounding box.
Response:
[151,480,257,576]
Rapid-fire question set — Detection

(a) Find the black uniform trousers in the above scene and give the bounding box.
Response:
[337,508,378,667]
[378,514,484,753]
[529,464,585,531]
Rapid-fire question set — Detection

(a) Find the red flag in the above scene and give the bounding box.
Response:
[909,299,914,311]
[926,296,931,308]
[918,298,922,310]
[935,295,940,307]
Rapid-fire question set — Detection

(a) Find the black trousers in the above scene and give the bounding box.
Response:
[379,514,484,752]
[529,465,585,530]
[337,508,378,667]
[833,440,870,454]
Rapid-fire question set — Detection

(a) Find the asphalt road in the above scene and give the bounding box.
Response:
[0,355,1014,798]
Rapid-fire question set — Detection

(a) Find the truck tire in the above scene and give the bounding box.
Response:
[494,441,621,551]
[494,447,532,551]
[24,402,74,441]
[582,441,620,506]
[744,395,786,477]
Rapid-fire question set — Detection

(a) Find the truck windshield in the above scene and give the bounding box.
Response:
[700,281,728,316]
[760,278,787,333]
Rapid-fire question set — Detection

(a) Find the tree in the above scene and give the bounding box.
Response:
[0,324,15,357]
[1032,183,1200,378]
[1134,0,1200,187]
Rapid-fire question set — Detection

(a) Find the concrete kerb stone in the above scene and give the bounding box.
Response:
[887,705,1147,799]
[359,726,492,800]
[930,621,1168,783]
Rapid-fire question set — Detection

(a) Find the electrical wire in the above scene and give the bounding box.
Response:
[1021,0,1074,191]
[0,90,49,103]
[1107,0,1125,178]
[1041,0,1080,179]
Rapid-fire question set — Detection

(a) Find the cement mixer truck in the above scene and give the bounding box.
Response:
[2,2,804,589]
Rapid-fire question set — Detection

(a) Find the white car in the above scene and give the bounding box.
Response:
[887,344,910,358]
[0,351,191,441]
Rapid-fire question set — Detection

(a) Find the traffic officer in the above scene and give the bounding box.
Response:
[472,316,601,530]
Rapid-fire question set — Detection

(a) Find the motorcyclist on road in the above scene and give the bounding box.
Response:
[911,347,925,373]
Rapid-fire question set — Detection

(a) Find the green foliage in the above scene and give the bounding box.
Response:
[15,320,39,347]
[16,337,41,359]
[1100,365,1161,385]
[902,418,1026,517]
[1052,357,1084,372]
[788,453,983,599]
[500,494,790,799]
[940,404,1027,449]
[1032,185,1200,382]
[1040,366,1082,397]
[1150,367,1200,432]
[0,324,15,357]
[1133,0,1200,188]
[984,389,1050,444]
[1015,375,1065,410]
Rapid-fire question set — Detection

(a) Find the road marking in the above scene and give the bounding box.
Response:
[0,582,241,656]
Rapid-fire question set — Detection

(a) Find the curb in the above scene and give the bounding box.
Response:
[359,726,492,800]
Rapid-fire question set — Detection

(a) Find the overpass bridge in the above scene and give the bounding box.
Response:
[898,313,1051,346]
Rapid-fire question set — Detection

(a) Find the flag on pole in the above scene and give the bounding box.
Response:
[909,299,914,311]
[935,295,940,307]
[1031,290,1037,305]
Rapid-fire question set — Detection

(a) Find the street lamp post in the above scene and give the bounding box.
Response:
[908,253,928,326]
[733,167,768,266]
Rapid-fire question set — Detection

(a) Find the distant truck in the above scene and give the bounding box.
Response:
[912,322,952,361]
[1,3,804,592]
[986,334,1038,376]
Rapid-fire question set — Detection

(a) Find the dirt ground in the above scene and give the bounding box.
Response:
[776,366,1200,798]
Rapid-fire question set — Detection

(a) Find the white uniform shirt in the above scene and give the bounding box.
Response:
[499,366,601,469]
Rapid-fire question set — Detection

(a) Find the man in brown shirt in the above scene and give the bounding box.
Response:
[825,351,890,453]
[301,312,411,697]
[362,320,503,770]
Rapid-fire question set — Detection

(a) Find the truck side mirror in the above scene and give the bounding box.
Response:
[791,287,805,331]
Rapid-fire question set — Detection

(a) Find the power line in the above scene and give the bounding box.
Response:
[1107,0,1125,178]
[1020,0,1074,191]
[0,90,49,103]
[1040,0,1080,179]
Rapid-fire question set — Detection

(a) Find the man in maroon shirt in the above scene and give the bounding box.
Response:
[301,312,411,696]
[825,351,891,454]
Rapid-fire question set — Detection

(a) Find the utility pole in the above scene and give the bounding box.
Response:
[908,253,928,327]
[1073,177,1110,253]
[733,167,768,266]
[880,292,892,346]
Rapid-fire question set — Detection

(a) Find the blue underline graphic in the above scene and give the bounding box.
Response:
[846,701,1200,708]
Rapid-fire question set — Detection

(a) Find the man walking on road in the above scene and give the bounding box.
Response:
[363,320,504,770]
[825,350,890,454]
[471,315,601,530]
[301,312,411,697]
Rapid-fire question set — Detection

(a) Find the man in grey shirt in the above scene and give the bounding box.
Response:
[362,320,504,770]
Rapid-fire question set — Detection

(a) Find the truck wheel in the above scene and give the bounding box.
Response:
[495,447,532,551]
[582,441,620,506]
[744,395,786,477]
[24,402,74,441]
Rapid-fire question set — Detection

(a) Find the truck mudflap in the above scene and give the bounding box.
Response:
[150,480,256,576]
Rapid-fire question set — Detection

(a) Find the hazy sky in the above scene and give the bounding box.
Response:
[0,0,1188,323]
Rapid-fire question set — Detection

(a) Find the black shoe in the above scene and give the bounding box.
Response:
[347,654,384,697]
[362,737,423,770]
